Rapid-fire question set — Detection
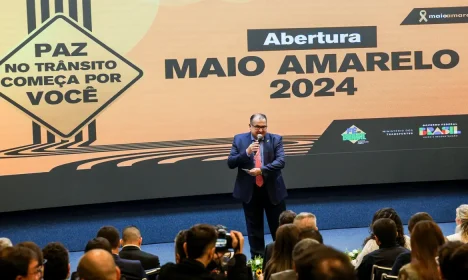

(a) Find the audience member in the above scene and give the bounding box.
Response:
[445,244,468,280]
[158,224,249,280]
[299,229,323,244]
[397,221,445,280]
[447,204,468,243]
[0,245,41,280]
[77,249,121,280]
[175,230,188,263]
[0,237,13,251]
[293,239,355,280]
[97,226,146,280]
[438,241,464,280]
[85,237,113,253]
[17,241,45,279]
[357,218,409,280]
[354,208,410,267]
[293,212,318,231]
[391,212,434,275]
[70,238,114,280]
[42,242,70,280]
[264,224,301,280]
[119,225,160,269]
[263,210,297,270]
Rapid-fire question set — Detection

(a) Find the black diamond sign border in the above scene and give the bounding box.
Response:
[0,14,144,138]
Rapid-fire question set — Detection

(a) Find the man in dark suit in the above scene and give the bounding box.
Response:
[119,225,160,270]
[97,226,146,280]
[228,113,287,258]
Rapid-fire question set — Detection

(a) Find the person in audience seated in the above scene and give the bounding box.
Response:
[70,237,115,280]
[357,218,409,280]
[447,204,468,243]
[264,224,301,280]
[77,249,121,280]
[97,226,146,280]
[263,210,297,270]
[175,230,188,263]
[397,221,445,280]
[17,242,45,279]
[0,237,13,251]
[119,225,160,269]
[438,241,464,280]
[159,224,249,280]
[298,229,323,244]
[0,245,42,280]
[354,208,410,267]
[444,244,468,280]
[42,242,70,280]
[85,237,113,253]
[293,212,318,231]
[391,212,434,275]
[292,239,355,280]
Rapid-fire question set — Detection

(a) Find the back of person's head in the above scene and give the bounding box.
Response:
[85,238,112,253]
[121,225,142,246]
[174,230,188,263]
[294,212,317,231]
[185,224,217,260]
[372,218,397,247]
[409,221,445,280]
[408,212,434,234]
[438,241,464,280]
[42,242,70,280]
[447,244,468,279]
[77,249,120,280]
[293,240,355,280]
[96,226,120,250]
[279,210,297,226]
[299,229,323,244]
[456,205,468,241]
[365,208,406,248]
[0,245,40,280]
[265,224,301,280]
[17,241,44,267]
[0,238,13,251]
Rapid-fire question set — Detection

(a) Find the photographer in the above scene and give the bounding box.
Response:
[159,224,249,280]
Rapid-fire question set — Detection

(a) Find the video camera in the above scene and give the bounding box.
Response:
[215,225,233,251]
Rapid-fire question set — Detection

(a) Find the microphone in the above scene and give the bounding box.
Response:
[257,134,264,142]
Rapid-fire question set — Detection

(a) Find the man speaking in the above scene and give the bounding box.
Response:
[227,113,287,258]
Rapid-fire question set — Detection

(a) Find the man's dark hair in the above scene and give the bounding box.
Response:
[408,212,434,233]
[17,241,44,266]
[175,230,188,260]
[42,242,69,280]
[299,229,323,244]
[96,226,120,249]
[279,210,297,226]
[186,224,217,259]
[250,113,267,125]
[293,240,354,280]
[0,245,39,279]
[438,241,464,280]
[85,237,112,253]
[372,218,397,247]
[448,244,468,279]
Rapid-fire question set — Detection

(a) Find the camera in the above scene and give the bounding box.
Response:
[215,225,233,251]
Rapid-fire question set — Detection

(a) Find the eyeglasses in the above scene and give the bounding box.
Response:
[251,125,267,130]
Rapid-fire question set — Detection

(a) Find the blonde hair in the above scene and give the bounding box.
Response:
[456,205,468,240]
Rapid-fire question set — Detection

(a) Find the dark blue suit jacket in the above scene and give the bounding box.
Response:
[227,132,287,205]
[113,254,147,280]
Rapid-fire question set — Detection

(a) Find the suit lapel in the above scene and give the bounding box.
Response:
[263,133,271,164]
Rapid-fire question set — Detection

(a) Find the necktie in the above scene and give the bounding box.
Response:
[255,148,263,187]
